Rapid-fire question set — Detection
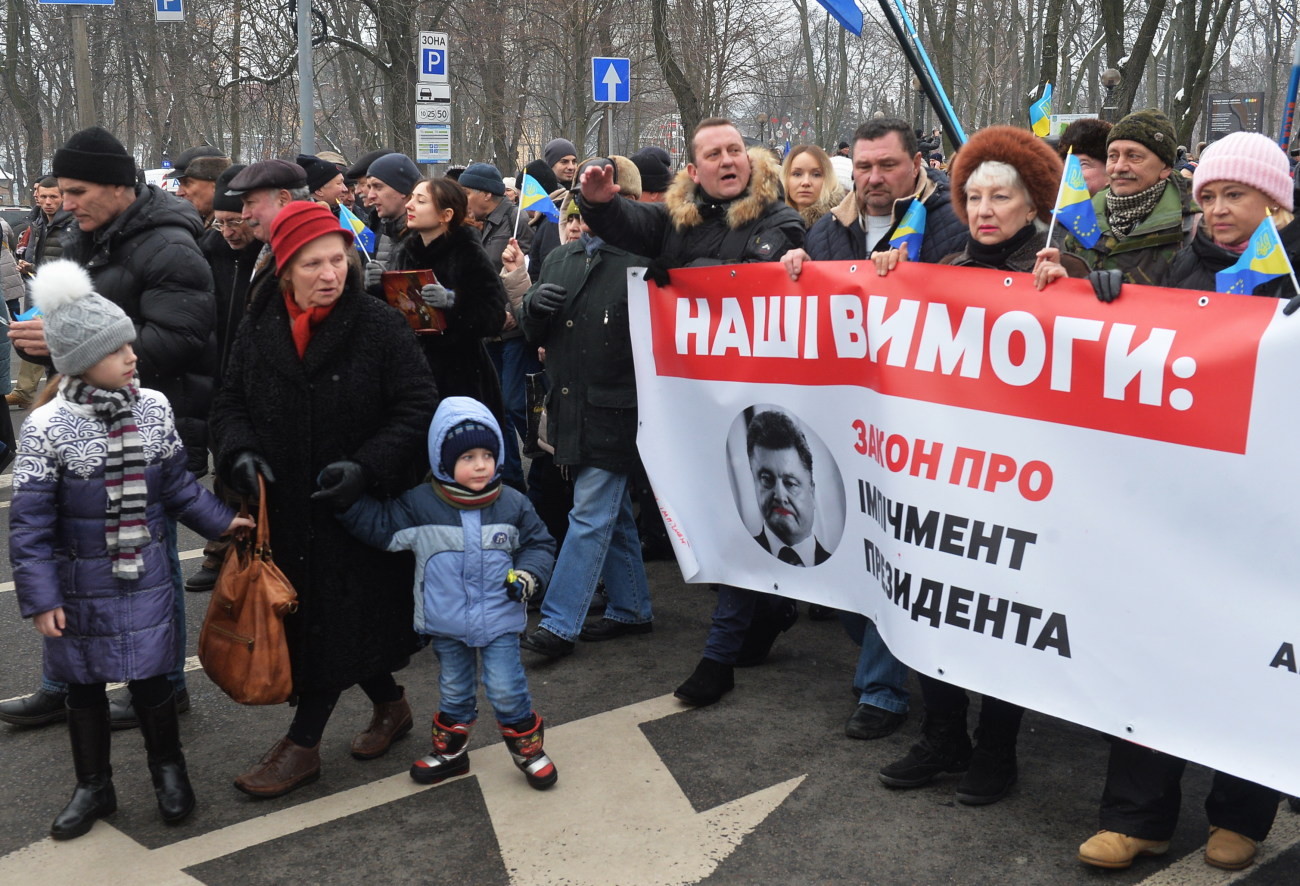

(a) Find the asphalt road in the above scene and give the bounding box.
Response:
[0,404,1296,885]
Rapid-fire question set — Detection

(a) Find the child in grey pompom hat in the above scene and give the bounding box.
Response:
[28,259,137,377]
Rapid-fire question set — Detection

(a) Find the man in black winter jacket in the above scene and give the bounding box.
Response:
[782,117,966,279]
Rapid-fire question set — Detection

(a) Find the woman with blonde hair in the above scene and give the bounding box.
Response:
[782,145,845,228]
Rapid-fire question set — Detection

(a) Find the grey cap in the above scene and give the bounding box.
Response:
[164,145,225,180]
[29,260,136,377]
[225,159,308,196]
[367,153,421,196]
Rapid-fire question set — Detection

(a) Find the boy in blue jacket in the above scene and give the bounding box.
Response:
[339,397,558,789]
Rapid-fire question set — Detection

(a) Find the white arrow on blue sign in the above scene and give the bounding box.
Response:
[592,57,630,104]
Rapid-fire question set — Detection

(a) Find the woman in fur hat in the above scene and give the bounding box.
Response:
[781,144,845,229]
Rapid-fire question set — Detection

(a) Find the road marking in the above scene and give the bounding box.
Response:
[0,548,205,594]
[1133,808,1300,885]
[0,656,204,705]
[0,693,803,885]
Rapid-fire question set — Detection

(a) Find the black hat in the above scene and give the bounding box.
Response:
[163,145,225,180]
[52,126,136,187]
[296,153,342,193]
[368,153,421,195]
[225,159,308,196]
[212,164,246,212]
[459,162,505,196]
[523,159,559,195]
[630,148,672,193]
[441,420,499,475]
[344,149,395,180]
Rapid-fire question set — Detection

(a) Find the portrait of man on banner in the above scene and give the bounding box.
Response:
[726,405,845,566]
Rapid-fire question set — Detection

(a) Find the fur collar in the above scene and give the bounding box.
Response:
[665,147,783,232]
[829,166,940,229]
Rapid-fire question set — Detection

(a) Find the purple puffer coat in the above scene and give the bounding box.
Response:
[10,388,234,684]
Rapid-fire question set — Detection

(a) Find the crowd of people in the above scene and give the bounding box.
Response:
[0,107,1296,872]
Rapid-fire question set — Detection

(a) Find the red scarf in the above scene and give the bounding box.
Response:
[283,289,338,358]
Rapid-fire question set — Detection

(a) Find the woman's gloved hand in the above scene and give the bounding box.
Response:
[311,460,369,510]
[228,451,275,499]
[420,283,456,308]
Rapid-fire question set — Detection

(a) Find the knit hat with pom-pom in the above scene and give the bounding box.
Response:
[29,260,136,376]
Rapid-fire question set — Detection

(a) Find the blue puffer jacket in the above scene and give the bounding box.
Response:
[10,388,235,683]
[339,397,556,647]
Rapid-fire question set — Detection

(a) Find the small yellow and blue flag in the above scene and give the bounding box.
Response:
[1054,152,1101,248]
[1030,83,1052,138]
[1216,215,1295,294]
[520,174,561,222]
[338,202,376,255]
[888,198,927,260]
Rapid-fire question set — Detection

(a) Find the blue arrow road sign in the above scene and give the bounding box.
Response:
[592,57,630,104]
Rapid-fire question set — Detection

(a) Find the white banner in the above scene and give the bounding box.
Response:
[629,260,1300,797]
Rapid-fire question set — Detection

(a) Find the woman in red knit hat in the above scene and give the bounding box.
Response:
[210,201,439,799]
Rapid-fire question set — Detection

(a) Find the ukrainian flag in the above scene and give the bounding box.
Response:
[1030,83,1052,138]
[338,202,376,255]
[888,198,927,260]
[1216,216,1294,294]
[1055,153,1101,248]
[520,174,561,222]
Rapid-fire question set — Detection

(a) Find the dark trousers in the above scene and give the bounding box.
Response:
[1099,739,1280,842]
[917,673,1024,743]
[701,585,793,664]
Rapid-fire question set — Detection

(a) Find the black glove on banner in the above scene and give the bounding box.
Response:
[229,451,275,499]
[1089,269,1123,303]
[530,283,567,316]
[643,260,672,287]
[311,461,369,510]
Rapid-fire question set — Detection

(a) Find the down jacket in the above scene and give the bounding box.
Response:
[578,147,806,268]
[339,397,555,647]
[10,389,234,684]
[210,279,439,693]
[59,185,217,469]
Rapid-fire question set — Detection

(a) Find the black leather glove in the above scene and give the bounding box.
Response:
[643,260,672,287]
[1284,292,1300,316]
[311,460,369,510]
[1089,269,1123,303]
[528,283,567,317]
[228,451,275,499]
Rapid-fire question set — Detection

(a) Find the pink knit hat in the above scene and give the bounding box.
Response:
[1193,132,1294,211]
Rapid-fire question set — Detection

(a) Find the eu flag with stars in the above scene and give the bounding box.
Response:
[1055,153,1101,248]
[889,198,927,260]
[338,202,376,255]
[1216,216,1294,294]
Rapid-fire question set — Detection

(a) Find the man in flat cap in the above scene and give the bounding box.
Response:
[175,155,232,228]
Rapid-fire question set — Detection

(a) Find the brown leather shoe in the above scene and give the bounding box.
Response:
[6,392,33,410]
[1078,830,1170,869]
[233,736,321,798]
[1206,826,1257,870]
[350,691,413,760]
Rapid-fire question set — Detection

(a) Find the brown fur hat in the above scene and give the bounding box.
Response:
[949,126,1063,224]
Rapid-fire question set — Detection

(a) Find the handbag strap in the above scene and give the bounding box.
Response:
[254,474,272,559]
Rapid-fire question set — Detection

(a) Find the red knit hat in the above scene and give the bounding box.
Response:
[270,201,354,272]
[1193,132,1294,212]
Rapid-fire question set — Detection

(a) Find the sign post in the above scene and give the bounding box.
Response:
[591,57,630,155]
[416,31,451,164]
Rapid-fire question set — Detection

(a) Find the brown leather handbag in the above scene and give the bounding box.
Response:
[198,477,298,705]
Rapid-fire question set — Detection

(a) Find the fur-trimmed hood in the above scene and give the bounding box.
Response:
[665,147,783,232]
[949,126,1063,224]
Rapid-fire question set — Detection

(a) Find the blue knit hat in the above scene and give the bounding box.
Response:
[441,420,499,474]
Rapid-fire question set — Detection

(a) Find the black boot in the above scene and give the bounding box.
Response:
[51,703,117,840]
[500,712,557,790]
[410,714,474,785]
[136,692,196,823]
[878,705,972,789]
[954,727,1018,805]
[674,657,735,706]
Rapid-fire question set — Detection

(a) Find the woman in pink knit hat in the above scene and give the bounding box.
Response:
[1160,132,1300,297]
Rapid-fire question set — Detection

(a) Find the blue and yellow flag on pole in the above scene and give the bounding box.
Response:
[520,174,561,222]
[338,202,376,255]
[1216,214,1295,294]
[1030,83,1052,138]
[1054,152,1101,248]
[888,197,927,260]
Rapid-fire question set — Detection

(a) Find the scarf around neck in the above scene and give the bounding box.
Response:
[1105,179,1168,239]
[283,289,338,358]
[432,477,503,510]
[62,376,150,580]
[964,223,1038,269]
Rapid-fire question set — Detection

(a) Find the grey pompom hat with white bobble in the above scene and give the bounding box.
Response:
[29,260,137,377]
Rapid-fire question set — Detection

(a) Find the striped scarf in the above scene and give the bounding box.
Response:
[62,377,150,580]
[432,478,503,510]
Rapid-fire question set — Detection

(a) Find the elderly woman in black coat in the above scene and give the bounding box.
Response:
[210,201,438,798]
[393,176,507,421]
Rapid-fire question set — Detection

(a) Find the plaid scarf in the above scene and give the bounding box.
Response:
[62,377,150,580]
[1105,179,1168,239]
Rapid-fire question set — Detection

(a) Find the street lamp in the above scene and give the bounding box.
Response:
[1101,68,1122,123]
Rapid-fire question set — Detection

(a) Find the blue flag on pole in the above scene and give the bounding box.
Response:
[338,202,376,255]
[1216,215,1294,294]
[812,0,864,35]
[520,174,561,222]
[1054,153,1101,248]
[888,198,927,260]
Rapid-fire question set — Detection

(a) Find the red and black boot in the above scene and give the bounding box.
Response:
[409,714,473,785]
[500,712,557,790]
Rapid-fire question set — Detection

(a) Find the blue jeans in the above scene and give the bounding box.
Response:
[44,516,187,695]
[840,612,909,714]
[430,633,532,725]
[538,466,652,642]
[487,338,541,489]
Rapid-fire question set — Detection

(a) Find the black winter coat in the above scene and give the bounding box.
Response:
[579,147,805,269]
[805,168,967,264]
[521,238,643,473]
[1165,222,1300,297]
[60,185,217,467]
[200,229,262,381]
[210,282,438,693]
[391,224,506,420]
[26,208,75,268]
